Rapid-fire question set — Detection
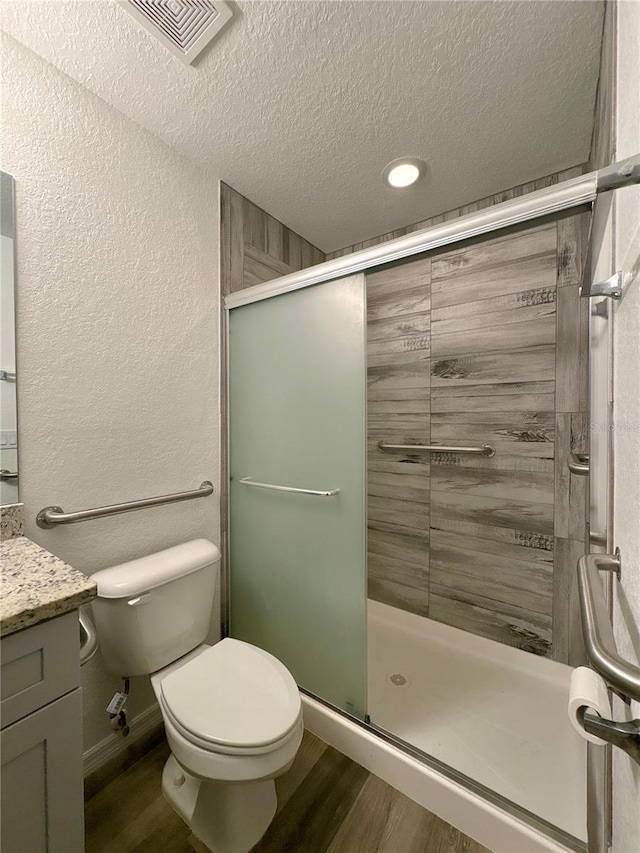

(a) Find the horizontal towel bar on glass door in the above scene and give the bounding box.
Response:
[378,442,495,457]
[238,478,339,497]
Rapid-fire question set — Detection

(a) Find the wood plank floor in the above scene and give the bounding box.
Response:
[85,731,490,853]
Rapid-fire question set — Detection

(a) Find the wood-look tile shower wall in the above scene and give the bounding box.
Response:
[367,213,587,662]
[334,166,589,663]
[220,182,326,294]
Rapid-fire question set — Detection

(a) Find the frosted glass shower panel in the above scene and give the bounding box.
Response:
[229,275,367,719]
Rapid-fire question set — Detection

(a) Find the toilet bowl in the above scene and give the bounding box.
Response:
[90,540,303,853]
[151,640,303,851]
[150,640,303,851]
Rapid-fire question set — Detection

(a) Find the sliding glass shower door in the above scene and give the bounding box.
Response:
[228,274,367,719]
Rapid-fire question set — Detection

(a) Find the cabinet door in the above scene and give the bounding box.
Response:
[1,690,84,853]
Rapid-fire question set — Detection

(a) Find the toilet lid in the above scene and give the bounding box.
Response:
[160,638,301,749]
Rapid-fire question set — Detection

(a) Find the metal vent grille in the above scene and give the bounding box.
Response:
[120,0,233,65]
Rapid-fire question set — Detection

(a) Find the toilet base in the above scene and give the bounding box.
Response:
[162,755,278,853]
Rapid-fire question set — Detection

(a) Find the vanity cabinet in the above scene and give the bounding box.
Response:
[1,611,84,852]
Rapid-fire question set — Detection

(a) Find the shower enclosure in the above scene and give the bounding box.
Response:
[223,166,630,853]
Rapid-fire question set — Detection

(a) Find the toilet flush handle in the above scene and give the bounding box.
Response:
[127,594,153,606]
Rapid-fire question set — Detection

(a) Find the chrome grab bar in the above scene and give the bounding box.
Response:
[238,478,339,497]
[36,480,214,529]
[578,551,640,702]
[0,469,19,480]
[378,442,495,457]
[568,452,590,476]
[0,370,16,382]
[79,608,98,666]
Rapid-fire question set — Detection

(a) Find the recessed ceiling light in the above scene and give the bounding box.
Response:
[383,158,427,189]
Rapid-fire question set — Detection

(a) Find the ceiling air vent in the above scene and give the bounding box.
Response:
[120,0,233,65]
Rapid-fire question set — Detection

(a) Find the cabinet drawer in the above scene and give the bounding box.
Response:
[1,611,80,728]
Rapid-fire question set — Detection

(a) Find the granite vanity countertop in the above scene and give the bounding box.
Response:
[0,537,96,636]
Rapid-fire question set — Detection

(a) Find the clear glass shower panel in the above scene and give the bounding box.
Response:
[229,275,367,719]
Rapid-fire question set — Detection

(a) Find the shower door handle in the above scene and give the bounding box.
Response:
[238,478,339,497]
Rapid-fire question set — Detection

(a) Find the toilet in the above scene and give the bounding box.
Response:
[90,539,303,853]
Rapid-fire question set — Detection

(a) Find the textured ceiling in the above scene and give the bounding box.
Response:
[2,0,604,252]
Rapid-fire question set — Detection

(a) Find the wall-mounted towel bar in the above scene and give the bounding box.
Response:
[0,370,16,382]
[378,442,495,457]
[36,480,214,529]
[578,551,640,703]
[238,478,339,497]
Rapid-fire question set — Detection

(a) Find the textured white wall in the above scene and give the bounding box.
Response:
[611,3,640,851]
[1,34,220,751]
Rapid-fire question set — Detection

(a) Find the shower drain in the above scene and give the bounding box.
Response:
[389,673,408,686]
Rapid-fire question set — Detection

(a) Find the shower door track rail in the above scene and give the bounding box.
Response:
[225,155,639,310]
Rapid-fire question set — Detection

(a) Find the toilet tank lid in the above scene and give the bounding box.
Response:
[90,539,221,599]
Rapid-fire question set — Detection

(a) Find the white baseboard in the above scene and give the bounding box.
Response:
[83,704,164,777]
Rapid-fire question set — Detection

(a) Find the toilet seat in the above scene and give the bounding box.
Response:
[159,638,301,754]
[160,698,302,757]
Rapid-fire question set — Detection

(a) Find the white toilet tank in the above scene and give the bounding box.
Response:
[90,539,221,677]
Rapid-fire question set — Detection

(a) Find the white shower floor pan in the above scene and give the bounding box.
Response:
[303,600,587,852]
[367,599,587,842]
